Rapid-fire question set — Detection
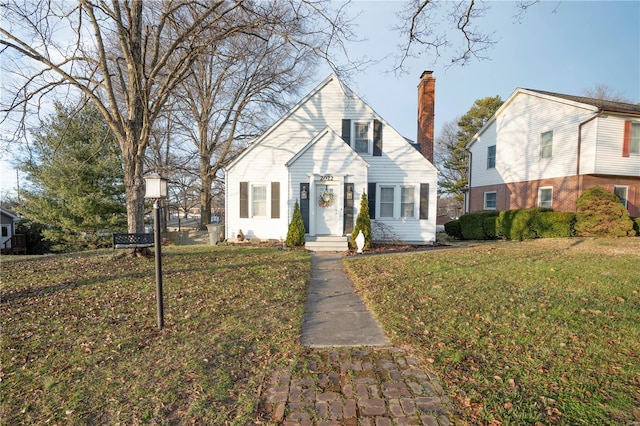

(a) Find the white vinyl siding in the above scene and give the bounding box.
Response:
[538,187,553,208]
[226,75,438,243]
[484,192,497,210]
[592,116,640,176]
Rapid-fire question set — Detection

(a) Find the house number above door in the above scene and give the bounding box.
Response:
[320,175,334,181]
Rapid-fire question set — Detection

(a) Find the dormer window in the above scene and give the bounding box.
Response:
[342,118,383,157]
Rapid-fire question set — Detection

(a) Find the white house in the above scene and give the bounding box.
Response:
[466,88,640,217]
[224,72,439,250]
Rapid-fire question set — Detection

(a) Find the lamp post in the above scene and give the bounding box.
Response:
[144,173,168,329]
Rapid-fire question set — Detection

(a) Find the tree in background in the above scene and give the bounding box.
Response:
[18,102,126,251]
[435,96,503,202]
[1,0,355,239]
[351,192,372,250]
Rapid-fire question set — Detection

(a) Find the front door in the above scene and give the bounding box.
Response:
[315,182,339,235]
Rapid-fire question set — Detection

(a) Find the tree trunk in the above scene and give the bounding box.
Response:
[200,158,212,229]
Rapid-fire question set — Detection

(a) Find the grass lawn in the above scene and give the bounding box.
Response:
[1,246,310,425]
[345,238,640,425]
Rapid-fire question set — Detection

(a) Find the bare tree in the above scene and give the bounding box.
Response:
[393,0,552,70]
[174,18,317,228]
[583,84,633,103]
[1,0,354,238]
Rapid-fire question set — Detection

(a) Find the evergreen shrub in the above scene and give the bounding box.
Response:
[483,216,500,239]
[533,212,576,238]
[286,200,306,247]
[444,219,463,239]
[351,192,372,250]
[632,217,640,236]
[459,210,499,240]
[575,186,634,237]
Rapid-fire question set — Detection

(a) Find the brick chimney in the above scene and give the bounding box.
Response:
[417,71,435,163]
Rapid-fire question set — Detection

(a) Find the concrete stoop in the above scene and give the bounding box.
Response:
[305,235,349,252]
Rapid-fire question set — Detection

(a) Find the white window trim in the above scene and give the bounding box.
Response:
[379,185,395,218]
[377,184,418,219]
[538,186,553,209]
[251,183,268,218]
[614,185,629,208]
[631,122,640,155]
[484,191,497,210]
[540,130,553,160]
[352,120,373,155]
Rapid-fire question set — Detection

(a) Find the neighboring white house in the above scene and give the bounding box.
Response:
[466,88,640,217]
[1,208,19,252]
[224,73,439,250]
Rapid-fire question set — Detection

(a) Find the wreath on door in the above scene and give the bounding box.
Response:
[318,190,334,208]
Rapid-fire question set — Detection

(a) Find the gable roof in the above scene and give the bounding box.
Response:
[467,87,640,148]
[0,208,19,220]
[285,126,370,168]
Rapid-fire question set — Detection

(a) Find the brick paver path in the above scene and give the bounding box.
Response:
[261,347,452,425]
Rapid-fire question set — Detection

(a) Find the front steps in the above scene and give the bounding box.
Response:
[304,235,349,252]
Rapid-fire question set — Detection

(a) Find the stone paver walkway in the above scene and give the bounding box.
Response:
[261,347,451,425]
[260,252,452,425]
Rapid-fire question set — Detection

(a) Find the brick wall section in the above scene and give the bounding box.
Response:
[468,175,640,216]
[417,71,435,163]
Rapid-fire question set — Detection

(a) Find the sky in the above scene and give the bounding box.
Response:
[1,0,639,196]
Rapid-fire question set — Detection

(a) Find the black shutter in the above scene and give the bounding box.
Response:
[342,119,351,144]
[271,182,280,219]
[300,183,309,232]
[368,182,376,220]
[419,183,429,220]
[344,183,354,234]
[373,119,382,156]
[240,182,249,218]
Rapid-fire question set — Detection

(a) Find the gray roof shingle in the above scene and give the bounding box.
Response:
[526,89,640,115]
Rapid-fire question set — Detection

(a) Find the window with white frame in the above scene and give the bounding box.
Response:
[252,185,267,217]
[538,187,553,208]
[401,186,415,218]
[484,192,497,210]
[487,145,496,169]
[631,123,640,154]
[380,186,395,218]
[540,131,553,159]
[614,185,628,208]
[354,122,370,154]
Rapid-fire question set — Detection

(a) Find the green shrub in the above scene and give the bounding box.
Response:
[444,220,463,239]
[575,186,634,237]
[533,212,576,238]
[285,200,306,247]
[351,192,372,250]
[15,218,52,254]
[500,207,553,241]
[459,210,499,240]
[483,216,500,239]
[632,217,640,236]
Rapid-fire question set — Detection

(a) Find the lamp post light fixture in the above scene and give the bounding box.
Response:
[144,173,168,329]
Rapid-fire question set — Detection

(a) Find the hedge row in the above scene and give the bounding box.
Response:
[445,208,577,241]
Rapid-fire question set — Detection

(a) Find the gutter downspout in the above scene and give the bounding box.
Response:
[577,110,603,195]
[465,149,472,213]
